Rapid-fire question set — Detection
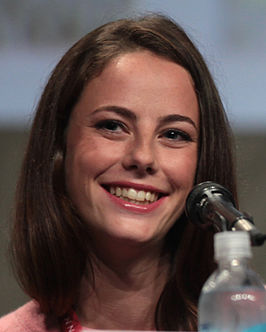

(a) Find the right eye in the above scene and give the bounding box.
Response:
[95,119,126,133]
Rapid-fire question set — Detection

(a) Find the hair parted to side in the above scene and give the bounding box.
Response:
[11,14,237,331]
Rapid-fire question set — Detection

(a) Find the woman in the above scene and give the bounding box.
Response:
[0,14,237,331]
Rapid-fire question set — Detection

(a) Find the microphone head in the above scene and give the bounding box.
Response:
[185,181,235,227]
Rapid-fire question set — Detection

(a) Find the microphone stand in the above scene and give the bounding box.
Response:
[212,210,266,247]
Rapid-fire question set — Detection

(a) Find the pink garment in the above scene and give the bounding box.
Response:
[0,301,60,332]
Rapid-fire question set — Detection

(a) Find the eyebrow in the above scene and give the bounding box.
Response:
[91,105,197,129]
[91,106,137,121]
[157,114,197,129]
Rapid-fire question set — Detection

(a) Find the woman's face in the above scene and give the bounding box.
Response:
[65,51,199,249]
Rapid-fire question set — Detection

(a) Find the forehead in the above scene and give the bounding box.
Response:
[72,51,199,125]
[97,50,195,93]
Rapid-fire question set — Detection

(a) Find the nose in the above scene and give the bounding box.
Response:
[122,138,158,175]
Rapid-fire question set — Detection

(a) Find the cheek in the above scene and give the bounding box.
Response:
[161,148,198,189]
[64,136,124,187]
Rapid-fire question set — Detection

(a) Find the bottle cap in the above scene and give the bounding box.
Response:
[214,231,252,261]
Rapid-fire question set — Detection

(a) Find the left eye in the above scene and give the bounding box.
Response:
[161,129,192,141]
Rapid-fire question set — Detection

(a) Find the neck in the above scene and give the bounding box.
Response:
[76,240,170,330]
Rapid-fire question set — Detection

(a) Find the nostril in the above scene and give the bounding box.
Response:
[146,166,154,174]
[127,164,155,174]
[128,164,138,171]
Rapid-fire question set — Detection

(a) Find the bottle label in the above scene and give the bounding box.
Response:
[200,322,266,332]
[242,323,266,332]
[199,323,220,331]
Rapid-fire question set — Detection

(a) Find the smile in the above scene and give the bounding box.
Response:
[105,186,162,205]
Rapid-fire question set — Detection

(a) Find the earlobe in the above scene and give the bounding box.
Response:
[53,149,66,192]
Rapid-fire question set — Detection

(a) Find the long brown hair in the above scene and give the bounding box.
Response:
[11,14,237,330]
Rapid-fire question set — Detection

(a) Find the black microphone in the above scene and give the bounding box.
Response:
[185,181,266,246]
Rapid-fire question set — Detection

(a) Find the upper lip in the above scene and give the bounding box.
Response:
[101,181,169,195]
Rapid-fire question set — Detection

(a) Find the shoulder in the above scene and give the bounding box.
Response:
[0,301,60,332]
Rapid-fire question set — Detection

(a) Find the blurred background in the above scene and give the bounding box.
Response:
[1,0,265,316]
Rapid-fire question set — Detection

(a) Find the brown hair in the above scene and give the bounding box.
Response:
[11,14,237,331]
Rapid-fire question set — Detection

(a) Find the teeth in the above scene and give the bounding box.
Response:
[116,187,122,196]
[137,190,145,201]
[145,191,151,201]
[109,186,160,203]
[128,188,137,200]
[122,188,128,198]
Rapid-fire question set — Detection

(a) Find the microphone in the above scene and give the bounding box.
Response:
[185,181,266,246]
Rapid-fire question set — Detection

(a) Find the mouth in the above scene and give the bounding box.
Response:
[102,185,165,205]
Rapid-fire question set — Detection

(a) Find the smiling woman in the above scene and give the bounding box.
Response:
[65,51,199,248]
[0,14,237,332]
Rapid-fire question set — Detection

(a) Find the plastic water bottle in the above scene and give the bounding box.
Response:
[198,231,266,332]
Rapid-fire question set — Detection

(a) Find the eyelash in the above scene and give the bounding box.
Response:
[95,120,193,142]
[160,128,192,142]
[95,119,127,133]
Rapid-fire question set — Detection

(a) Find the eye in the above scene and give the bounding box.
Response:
[161,129,192,142]
[95,119,126,133]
